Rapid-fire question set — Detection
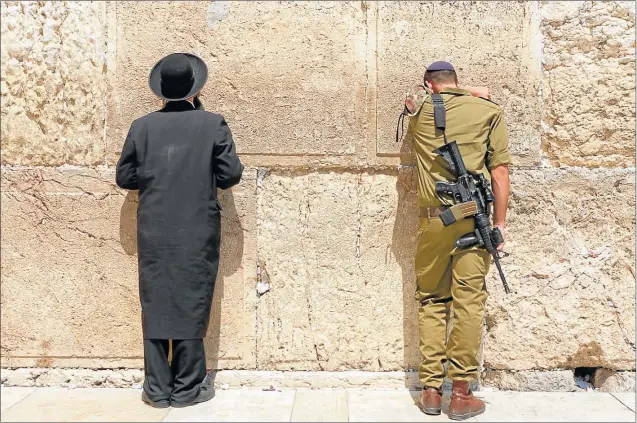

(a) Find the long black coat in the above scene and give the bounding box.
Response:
[116,100,243,339]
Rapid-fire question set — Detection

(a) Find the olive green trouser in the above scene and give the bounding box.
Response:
[414,215,490,389]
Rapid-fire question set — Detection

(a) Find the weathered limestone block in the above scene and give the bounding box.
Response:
[593,368,636,392]
[0,1,107,166]
[482,370,577,392]
[376,1,541,166]
[212,370,418,390]
[107,2,368,164]
[1,167,141,367]
[541,1,636,167]
[0,167,257,369]
[1,368,468,390]
[484,168,636,371]
[256,169,419,371]
[256,168,634,371]
[1,368,144,388]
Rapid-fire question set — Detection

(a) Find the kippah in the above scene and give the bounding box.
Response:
[427,61,455,72]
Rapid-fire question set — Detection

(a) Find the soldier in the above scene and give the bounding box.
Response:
[116,53,243,408]
[408,61,511,420]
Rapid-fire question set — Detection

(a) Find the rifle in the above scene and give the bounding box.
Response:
[430,94,511,294]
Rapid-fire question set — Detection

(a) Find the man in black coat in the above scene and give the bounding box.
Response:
[116,53,244,408]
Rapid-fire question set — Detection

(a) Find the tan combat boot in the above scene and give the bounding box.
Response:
[419,387,442,415]
[447,380,485,420]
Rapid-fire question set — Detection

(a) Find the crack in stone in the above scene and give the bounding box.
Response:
[355,172,365,285]
[607,295,637,351]
[254,168,269,370]
[299,177,324,370]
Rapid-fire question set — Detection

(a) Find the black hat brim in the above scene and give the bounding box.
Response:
[148,53,208,101]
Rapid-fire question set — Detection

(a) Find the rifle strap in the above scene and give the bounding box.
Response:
[395,112,406,143]
[431,93,448,143]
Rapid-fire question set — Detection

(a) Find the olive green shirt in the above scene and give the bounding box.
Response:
[409,88,511,207]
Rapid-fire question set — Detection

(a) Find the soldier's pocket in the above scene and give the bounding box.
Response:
[415,217,437,281]
[416,217,431,241]
[415,217,436,263]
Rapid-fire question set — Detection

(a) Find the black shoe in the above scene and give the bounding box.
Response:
[141,390,170,409]
[171,374,215,408]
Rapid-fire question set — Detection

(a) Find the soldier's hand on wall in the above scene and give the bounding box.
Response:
[462,86,491,99]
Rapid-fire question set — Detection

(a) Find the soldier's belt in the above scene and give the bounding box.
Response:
[419,201,478,226]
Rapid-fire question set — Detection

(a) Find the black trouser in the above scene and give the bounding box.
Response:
[143,339,206,404]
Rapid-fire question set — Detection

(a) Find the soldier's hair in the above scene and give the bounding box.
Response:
[424,70,458,85]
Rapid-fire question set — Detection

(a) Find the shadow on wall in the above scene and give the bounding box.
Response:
[118,188,244,377]
[390,132,422,388]
[120,191,139,255]
[204,189,244,379]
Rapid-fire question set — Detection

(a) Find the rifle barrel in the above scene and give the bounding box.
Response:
[492,252,510,294]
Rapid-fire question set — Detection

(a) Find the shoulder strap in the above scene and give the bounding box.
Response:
[431,94,446,132]
[477,96,500,106]
[431,93,448,144]
[395,111,406,143]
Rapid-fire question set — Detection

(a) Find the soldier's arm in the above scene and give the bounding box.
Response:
[486,109,512,249]
[491,164,510,229]
[461,86,491,99]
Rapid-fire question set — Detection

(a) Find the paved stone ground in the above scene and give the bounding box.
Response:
[0,387,634,422]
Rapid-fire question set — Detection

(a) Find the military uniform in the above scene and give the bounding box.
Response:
[409,87,511,390]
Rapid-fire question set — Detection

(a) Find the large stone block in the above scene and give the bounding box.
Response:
[107,1,368,164]
[255,167,635,371]
[0,167,257,369]
[376,1,541,166]
[1,368,144,388]
[541,1,636,167]
[484,168,636,371]
[482,370,577,392]
[0,167,141,367]
[0,1,108,166]
[256,169,420,371]
[593,369,636,392]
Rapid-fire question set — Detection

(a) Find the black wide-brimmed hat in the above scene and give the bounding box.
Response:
[149,53,208,101]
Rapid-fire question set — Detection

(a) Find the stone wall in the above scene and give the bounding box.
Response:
[1,1,635,386]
